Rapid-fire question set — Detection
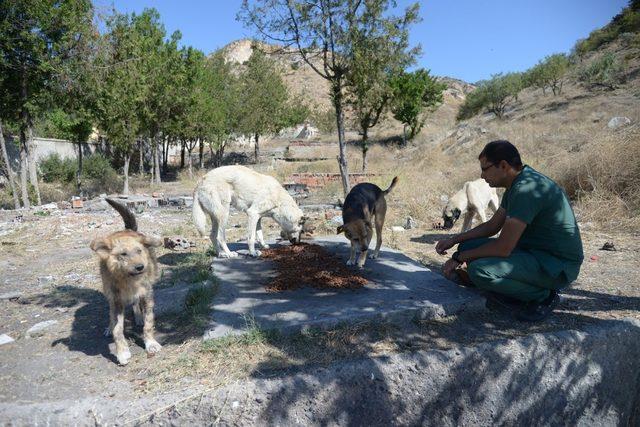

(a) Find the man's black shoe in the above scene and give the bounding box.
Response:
[516,290,560,323]
[485,291,525,315]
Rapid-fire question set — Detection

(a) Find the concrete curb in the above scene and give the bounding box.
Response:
[2,318,639,426]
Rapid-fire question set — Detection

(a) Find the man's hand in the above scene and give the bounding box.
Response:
[435,238,456,255]
[442,258,461,280]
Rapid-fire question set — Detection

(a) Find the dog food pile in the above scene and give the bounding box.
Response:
[261,243,368,292]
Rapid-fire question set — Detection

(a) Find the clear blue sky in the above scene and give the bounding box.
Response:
[94,0,629,83]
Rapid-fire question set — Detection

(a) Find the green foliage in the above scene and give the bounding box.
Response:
[309,108,337,134]
[457,72,523,120]
[40,152,118,185]
[390,69,446,140]
[571,1,640,56]
[82,153,117,180]
[40,154,76,183]
[577,52,626,89]
[456,88,487,121]
[237,47,292,145]
[523,54,569,95]
[0,0,95,124]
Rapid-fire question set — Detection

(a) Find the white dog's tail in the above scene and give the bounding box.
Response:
[192,190,208,237]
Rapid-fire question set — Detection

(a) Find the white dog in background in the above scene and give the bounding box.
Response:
[192,165,305,258]
[442,178,499,231]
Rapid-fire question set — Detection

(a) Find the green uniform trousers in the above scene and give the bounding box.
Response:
[459,238,569,303]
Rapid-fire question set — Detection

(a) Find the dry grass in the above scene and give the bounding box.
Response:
[552,124,640,229]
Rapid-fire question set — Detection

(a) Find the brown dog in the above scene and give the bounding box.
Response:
[90,198,163,365]
[337,177,398,268]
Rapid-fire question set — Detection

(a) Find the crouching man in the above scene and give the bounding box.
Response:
[435,140,584,322]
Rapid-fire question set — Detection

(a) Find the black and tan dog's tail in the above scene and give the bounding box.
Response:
[105,198,138,231]
[383,176,399,195]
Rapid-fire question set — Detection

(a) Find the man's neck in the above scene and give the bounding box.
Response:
[504,167,524,189]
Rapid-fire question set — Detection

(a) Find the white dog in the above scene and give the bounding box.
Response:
[442,178,499,231]
[192,165,305,258]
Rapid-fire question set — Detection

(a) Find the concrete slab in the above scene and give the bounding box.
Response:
[205,236,485,339]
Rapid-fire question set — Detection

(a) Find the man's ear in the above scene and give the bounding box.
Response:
[336,225,344,234]
[90,237,111,259]
[140,234,163,248]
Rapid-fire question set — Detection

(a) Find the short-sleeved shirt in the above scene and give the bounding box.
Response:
[500,165,584,282]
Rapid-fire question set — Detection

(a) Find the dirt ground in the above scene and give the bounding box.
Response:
[0,193,638,422]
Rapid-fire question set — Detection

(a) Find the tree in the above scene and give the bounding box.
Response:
[345,4,419,171]
[390,69,445,143]
[238,46,289,163]
[0,120,20,209]
[543,54,569,95]
[240,0,420,195]
[0,0,94,207]
[96,9,159,194]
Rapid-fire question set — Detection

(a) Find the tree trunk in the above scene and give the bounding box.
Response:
[254,133,260,164]
[76,141,83,194]
[139,140,144,175]
[332,81,350,195]
[25,124,41,205]
[361,131,368,173]
[199,139,204,169]
[19,71,40,205]
[0,122,20,209]
[123,153,130,195]
[19,142,29,208]
[180,141,185,169]
[187,146,193,179]
[162,137,168,172]
[150,139,155,184]
[154,137,162,183]
[402,124,407,146]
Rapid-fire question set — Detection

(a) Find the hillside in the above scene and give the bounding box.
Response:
[219,39,472,138]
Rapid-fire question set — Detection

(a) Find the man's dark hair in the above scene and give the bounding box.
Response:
[479,140,523,169]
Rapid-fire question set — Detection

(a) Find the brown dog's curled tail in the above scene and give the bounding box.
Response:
[105,198,138,231]
[383,176,399,195]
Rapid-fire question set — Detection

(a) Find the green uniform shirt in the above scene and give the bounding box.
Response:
[500,165,584,282]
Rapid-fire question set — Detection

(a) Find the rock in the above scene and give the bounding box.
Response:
[589,111,605,123]
[40,202,59,211]
[37,275,54,285]
[0,334,14,345]
[600,242,617,251]
[404,216,417,230]
[163,236,193,250]
[328,215,343,226]
[607,117,631,129]
[391,226,405,232]
[26,320,58,338]
[0,291,22,300]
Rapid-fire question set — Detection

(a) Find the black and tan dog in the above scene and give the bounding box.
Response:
[337,177,398,268]
[90,198,162,365]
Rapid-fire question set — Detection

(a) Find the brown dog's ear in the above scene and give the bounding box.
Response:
[336,225,344,234]
[90,237,112,259]
[140,235,163,248]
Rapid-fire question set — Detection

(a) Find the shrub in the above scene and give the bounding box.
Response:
[457,87,486,121]
[570,2,640,55]
[82,153,116,180]
[457,73,523,120]
[577,52,626,90]
[39,153,76,183]
[309,108,337,134]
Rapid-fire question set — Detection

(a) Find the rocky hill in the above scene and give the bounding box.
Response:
[219,39,471,135]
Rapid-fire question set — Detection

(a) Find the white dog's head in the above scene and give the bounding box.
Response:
[442,204,461,230]
[275,203,307,243]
